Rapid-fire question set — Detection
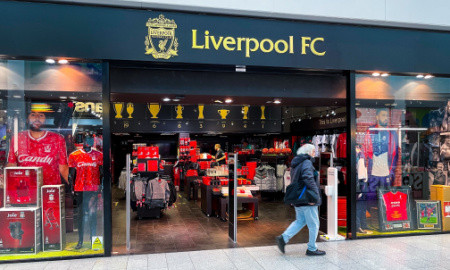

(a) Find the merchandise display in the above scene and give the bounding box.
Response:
[4,167,43,207]
[377,187,412,231]
[430,185,450,231]
[355,72,450,237]
[416,200,441,230]
[69,134,103,250]
[41,185,66,251]
[0,207,41,254]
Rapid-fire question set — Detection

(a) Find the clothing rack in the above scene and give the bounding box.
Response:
[130,173,176,219]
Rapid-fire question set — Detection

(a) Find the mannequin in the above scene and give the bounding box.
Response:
[69,133,103,249]
[363,108,399,200]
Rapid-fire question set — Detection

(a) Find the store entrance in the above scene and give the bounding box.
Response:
[110,104,348,254]
[109,65,348,254]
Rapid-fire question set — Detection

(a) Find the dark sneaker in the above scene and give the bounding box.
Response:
[276,235,286,254]
[75,242,83,250]
[306,249,326,256]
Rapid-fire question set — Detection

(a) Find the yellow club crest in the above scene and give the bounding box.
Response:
[145,14,179,59]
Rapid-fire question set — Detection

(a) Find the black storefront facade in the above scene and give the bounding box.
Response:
[0,0,450,262]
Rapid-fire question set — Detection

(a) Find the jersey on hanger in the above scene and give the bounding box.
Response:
[383,191,408,221]
[69,149,103,192]
[8,131,68,185]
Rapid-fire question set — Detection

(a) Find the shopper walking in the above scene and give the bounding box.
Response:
[276,144,325,256]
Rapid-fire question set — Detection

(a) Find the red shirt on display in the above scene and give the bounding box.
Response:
[69,149,103,192]
[336,133,347,158]
[383,191,408,221]
[8,131,68,185]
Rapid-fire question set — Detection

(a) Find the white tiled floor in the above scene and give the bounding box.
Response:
[2,234,450,269]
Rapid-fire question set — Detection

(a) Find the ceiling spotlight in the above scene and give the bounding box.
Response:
[59,96,67,99]
[69,96,77,99]
[225,98,233,103]
[320,114,323,118]
[46,59,55,64]
[58,59,69,64]
[326,112,330,117]
[309,115,312,120]
[298,118,302,122]
[235,65,246,72]
[381,73,389,77]
[416,74,424,78]
[424,74,434,79]
[214,100,223,103]
[273,99,281,104]
[162,97,171,102]
[172,98,180,102]
[331,110,336,116]
[372,72,380,77]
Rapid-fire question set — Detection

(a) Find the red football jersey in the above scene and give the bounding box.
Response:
[8,131,68,185]
[69,149,103,192]
[383,191,408,221]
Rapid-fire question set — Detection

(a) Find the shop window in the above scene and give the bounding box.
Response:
[0,60,104,261]
[355,74,450,237]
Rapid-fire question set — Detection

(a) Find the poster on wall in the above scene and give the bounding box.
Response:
[416,200,441,230]
[377,186,413,232]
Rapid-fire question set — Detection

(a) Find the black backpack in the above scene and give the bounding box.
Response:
[284,165,318,206]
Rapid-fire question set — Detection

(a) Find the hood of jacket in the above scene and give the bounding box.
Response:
[291,154,313,169]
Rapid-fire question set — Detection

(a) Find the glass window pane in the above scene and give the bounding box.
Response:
[355,74,450,237]
[0,60,104,261]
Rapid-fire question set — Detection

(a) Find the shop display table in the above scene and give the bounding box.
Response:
[201,183,221,217]
[185,176,201,200]
[219,196,259,221]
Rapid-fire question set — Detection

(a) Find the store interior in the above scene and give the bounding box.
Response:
[110,93,349,254]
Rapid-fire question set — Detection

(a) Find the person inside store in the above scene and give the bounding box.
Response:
[276,144,325,256]
[69,132,103,249]
[7,103,69,186]
[242,140,252,150]
[213,144,226,165]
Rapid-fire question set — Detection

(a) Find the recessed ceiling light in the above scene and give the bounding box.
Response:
[273,99,281,104]
[162,97,171,102]
[69,96,77,99]
[214,100,223,103]
[424,74,434,79]
[416,74,424,78]
[381,73,389,77]
[225,98,233,103]
[172,98,180,102]
[58,59,69,64]
[372,72,380,77]
[46,59,55,64]
[59,96,67,99]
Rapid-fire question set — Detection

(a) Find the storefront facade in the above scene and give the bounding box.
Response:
[0,0,449,262]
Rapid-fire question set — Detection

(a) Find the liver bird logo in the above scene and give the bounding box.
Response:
[159,39,168,52]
